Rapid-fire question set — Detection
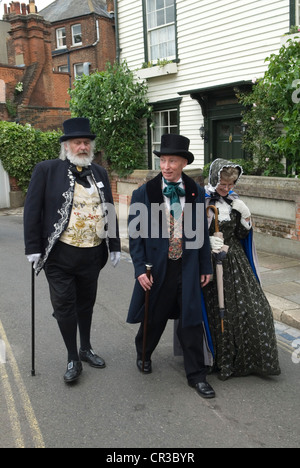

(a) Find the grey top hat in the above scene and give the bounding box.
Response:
[153,134,194,165]
[60,118,96,143]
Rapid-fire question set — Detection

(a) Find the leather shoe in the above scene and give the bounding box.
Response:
[64,360,82,383]
[137,359,152,374]
[189,381,216,399]
[79,349,106,368]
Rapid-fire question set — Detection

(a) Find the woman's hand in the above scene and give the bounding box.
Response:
[232,199,251,221]
[201,274,211,288]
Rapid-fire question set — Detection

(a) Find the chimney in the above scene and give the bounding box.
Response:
[11,2,21,15]
[106,0,114,14]
[28,0,37,14]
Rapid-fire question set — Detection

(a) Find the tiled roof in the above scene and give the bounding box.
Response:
[40,0,111,22]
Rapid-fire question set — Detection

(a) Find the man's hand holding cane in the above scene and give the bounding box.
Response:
[138,271,154,291]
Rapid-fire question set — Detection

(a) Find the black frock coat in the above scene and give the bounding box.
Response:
[24,158,120,275]
[127,172,212,329]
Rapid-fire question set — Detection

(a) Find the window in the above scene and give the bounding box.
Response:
[297,0,300,24]
[74,63,84,78]
[56,27,66,49]
[72,24,82,46]
[58,65,69,73]
[145,0,176,63]
[152,108,179,169]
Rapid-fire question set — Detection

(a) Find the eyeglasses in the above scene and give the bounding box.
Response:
[218,183,235,190]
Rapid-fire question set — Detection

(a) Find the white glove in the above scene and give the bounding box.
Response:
[26,253,42,270]
[110,252,121,268]
[231,199,251,219]
[209,236,224,251]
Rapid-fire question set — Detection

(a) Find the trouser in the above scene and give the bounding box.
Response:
[44,241,107,361]
[135,259,209,385]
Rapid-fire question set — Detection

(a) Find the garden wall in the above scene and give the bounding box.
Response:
[111,170,300,259]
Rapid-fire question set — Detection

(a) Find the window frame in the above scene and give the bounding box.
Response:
[149,98,182,169]
[74,63,84,78]
[296,0,300,24]
[58,65,69,73]
[71,24,82,46]
[56,27,67,49]
[142,0,178,65]
[290,0,300,25]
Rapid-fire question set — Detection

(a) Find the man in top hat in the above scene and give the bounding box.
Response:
[127,134,215,399]
[24,118,121,383]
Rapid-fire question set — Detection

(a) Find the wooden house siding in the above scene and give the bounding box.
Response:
[118,0,291,168]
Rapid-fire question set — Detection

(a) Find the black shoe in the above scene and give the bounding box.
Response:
[64,360,82,383]
[79,349,106,368]
[137,359,152,374]
[189,381,216,399]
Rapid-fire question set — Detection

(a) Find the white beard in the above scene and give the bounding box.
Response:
[67,153,94,167]
[64,143,95,167]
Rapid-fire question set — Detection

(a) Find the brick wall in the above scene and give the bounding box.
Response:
[1,6,70,130]
[50,16,115,83]
[0,64,24,100]
[18,105,71,131]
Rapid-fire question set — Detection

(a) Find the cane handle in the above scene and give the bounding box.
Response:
[207,205,219,233]
[146,264,153,279]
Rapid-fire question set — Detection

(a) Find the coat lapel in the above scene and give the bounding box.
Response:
[182,172,198,204]
[146,173,164,204]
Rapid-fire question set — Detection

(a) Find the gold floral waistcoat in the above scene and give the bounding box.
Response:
[60,182,105,248]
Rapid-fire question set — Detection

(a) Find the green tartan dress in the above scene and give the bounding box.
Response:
[204,210,281,381]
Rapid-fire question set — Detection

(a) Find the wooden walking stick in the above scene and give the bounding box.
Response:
[31,263,36,376]
[207,205,229,334]
[142,264,153,372]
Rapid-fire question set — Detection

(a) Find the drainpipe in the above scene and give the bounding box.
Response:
[114,0,121,64]
[66,50,72,87]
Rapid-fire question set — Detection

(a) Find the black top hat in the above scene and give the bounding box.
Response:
[153,134,194,165]
[60,118,96,143]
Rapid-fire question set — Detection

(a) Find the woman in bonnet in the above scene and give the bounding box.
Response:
[204,159,281,381]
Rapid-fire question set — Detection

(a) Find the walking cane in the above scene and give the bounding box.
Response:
[142,264,153,372]
[31,263,36,377]
[207,205,229,334]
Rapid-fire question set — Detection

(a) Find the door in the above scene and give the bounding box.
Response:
[214,119,243,160]
[0,161,10,209]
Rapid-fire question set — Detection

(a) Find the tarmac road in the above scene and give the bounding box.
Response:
[0,214,300,449]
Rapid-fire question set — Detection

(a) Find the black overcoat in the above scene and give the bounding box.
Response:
[24,158,120,275]
[127,172,212,329]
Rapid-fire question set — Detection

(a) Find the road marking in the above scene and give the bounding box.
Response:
[0,319,45,448]
[0,363,25,448]
[277,340,294,356]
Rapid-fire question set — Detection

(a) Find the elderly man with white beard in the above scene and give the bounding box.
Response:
[24,118,121,383]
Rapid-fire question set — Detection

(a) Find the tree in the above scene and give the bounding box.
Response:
[238,37,300,177]
[69,61,152,177]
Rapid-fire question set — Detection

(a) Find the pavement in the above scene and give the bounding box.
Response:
[0,207,300,448]
[1,206,300,332]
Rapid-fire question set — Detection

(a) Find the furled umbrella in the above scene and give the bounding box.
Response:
[207,205,229,333]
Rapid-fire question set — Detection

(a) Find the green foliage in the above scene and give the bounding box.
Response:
[0,121,62,192]
[238,38,300,177]
[69,61,152,177]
